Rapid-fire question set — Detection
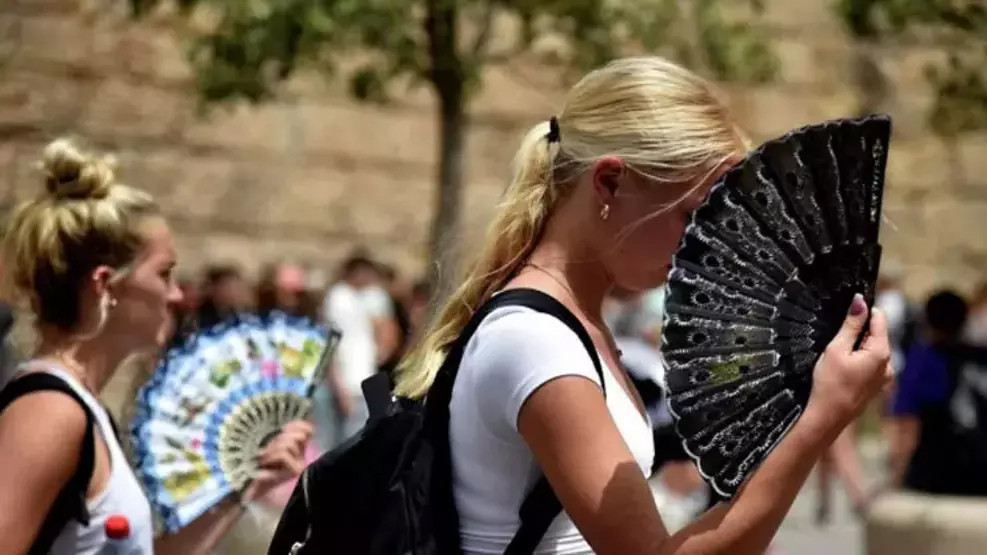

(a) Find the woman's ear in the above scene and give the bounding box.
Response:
[89,266,115,298]
[591,156,626,204]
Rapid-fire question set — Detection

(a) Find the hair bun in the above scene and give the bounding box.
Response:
[41,138,116,200]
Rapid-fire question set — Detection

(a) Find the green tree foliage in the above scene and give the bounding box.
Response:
[131,0,777,305]
[835,0,987,136]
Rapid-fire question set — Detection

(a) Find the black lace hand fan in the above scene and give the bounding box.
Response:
[661,114,891,498]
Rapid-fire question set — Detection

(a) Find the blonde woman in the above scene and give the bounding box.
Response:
[0,139,311,554]
[396,56,891,554]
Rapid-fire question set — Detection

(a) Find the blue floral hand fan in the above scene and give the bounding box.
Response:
[130,311,340,532]
[661,115,891,498]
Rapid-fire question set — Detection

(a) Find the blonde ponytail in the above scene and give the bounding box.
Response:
[395,56,747,399]
[395,122,565,398]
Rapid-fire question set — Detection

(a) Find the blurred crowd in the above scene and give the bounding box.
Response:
[164,250,433,457]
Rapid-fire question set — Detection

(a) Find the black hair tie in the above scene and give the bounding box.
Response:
[546,116,561,144]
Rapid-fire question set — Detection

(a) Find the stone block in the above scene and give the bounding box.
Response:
[4,0,84,16]
[90,21,192,84]
[161,153,238,218]
[465,123,526,184]
[761,0,843,32]
[184,102,314,157]
[295,101,436,170]
[772,37,848,88]
[733,85,858,141]
[922,201,987,260]
[880,46,945,91]
[16,14,93,69]
[81,78,190,139]
[0,14,20,57]
[958,135,987,191]
[0,69,89,127]
[867,491,987,555]
[469,64,565,122]
[885,137,951,193]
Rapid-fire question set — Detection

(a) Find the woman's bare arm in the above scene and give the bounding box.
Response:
[888,416,919,487]
[0,393,87,553]
[519,376,835,554]
[154,420,312,555]
[519,302,890,555]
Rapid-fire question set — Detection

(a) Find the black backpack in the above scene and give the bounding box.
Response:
[268,288,606,555]
[0,372,101,555]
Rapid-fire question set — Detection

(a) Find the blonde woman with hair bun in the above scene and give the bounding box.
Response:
[0,138,311,555]
[396,56,891,553]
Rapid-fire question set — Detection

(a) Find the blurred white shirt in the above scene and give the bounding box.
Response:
[323,282,377,397]
[876,288,908,371]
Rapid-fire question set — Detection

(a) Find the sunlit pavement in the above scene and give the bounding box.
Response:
[773,438,885,555]
[772,482,864,555]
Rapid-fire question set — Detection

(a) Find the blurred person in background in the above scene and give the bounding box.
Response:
[964,280,987,346]
[0,301,17,388]
[407,279,433,342]
[315,252,383,451]
[813,423,870,524]
[0,253,23,387]
[174,274,201,320]
[196,264,251,328]
[163,274,202,347]
[256,260,318,320]
[875,261,914,371]
[889,289,987,496]
[0,138,310,554]
[376,263,413,384]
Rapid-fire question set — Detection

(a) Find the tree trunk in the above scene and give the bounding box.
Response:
[426,90,466,320]
[423,0,467,321]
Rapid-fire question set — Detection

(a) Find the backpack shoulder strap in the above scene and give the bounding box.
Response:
[0,372,96,555]
[494,289,606,554]
[439,288,606,390]
[496,289,606,394]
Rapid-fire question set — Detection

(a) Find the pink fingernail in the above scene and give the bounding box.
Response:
[850,294,865,316]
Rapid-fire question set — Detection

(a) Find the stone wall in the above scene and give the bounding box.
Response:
[867,491,987,555]
[1,0,985,298]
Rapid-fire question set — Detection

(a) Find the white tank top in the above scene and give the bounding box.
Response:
[19,364,155,554]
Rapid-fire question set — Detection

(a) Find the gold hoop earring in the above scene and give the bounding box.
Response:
[600,204,610,221]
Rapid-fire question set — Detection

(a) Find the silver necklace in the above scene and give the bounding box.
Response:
[522,262,623,359]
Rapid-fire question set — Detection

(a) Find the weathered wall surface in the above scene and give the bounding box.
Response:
[1,0,985,298]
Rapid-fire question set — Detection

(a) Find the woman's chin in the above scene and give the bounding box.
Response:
[623,268,670,292]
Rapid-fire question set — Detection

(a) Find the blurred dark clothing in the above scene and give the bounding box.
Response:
[195,300,233,330]
[377,294,411,384]
[895,342,987,496]
[0,303,16,384]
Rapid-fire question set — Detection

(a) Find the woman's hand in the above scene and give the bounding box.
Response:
[805,294,893,440]
[155,420,313,555]
[242,420,313,502]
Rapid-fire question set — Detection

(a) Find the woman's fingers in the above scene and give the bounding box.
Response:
[860,308,890,360]
[258,447,304,475]
[281,419,314,439]
[829,294,870,354]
